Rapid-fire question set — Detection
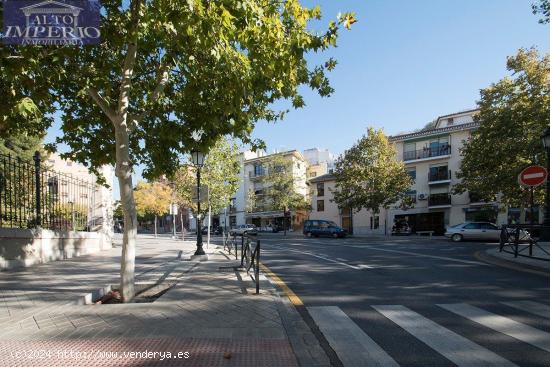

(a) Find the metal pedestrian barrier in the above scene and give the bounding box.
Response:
[499,224,550,261]
[222,231,261,294]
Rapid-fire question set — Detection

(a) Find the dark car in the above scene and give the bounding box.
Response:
[303,220,347,238]
[392,220,412,236]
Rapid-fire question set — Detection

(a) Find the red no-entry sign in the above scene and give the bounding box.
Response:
[519,165,548,187]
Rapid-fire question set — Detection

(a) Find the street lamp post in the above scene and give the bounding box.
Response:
[540,128,550,241]
[191,151,206,257]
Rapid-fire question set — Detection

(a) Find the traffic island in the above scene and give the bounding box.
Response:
[479,244,550,277]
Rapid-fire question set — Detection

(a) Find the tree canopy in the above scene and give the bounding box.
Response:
[332,128,412,213]
[2,0,355,301]
[533,0,550,23]
[134,180,172,218]
[201,138,240,214]
[252,154,310,214]
[454,48,550,206]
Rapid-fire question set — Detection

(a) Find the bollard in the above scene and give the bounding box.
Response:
[255,240,260,295]
[514,228,520,258]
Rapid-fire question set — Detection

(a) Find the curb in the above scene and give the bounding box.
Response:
[475,250,550,279]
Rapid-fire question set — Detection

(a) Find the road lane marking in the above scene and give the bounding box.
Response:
[308,306,400,367]
[502,300,550,319]
[259,263,303,306]
[364,247,489,266]
[439,303,550,353]
[373,305,517,367]
[269,244,373,269]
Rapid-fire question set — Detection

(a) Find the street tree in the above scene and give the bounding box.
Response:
[533,0,550,23]
[134,181,172,237]
[255,154,310,234]
[201,138,240,242]
[332,128,412,215]
[454,48,550,207]
[5,0,356,301]
[0,133,44,161]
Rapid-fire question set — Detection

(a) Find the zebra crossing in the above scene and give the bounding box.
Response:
[308,300,550,367]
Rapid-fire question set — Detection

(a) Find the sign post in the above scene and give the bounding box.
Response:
[518,165,548,226]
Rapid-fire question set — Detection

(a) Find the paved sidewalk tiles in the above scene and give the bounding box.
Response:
[0,236,328,367]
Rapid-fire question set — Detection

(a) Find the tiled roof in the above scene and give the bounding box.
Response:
[389,121,480,142]
[308,173,335,183]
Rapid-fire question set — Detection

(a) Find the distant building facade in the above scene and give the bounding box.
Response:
[219,150,309,231]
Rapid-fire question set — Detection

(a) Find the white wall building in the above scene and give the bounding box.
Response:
[219,150,309,231]
[308,173,388,235]
[387,108,513,234]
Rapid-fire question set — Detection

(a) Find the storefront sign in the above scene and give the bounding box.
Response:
[3,0,101,45]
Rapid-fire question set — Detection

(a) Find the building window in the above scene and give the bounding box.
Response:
[507,208,521,224]
[429,165,449,181]
[406,190,417,203]
[317,182,325,197]
[447,117,454,125]
[526,206,540,224]
[254,164,265,177]
[317,200,325,212]
[406,168,416,181]
[310,171,317,178]
[230,216,236,228]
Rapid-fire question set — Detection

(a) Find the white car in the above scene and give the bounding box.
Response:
[229,224,258,236]
[445,222,530,242]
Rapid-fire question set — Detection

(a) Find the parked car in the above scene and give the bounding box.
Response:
[445,222,530,242]
[391,220,412,236]
[303,220,347,238]
[229,224,258,236]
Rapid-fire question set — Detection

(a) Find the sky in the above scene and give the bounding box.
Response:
[45,0,549,198]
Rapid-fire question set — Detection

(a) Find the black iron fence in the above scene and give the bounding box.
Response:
[0,151,98,231]
[499,224,550,261]
[223,231,261,294]
[428,193,451,206]
[403,145,451,161]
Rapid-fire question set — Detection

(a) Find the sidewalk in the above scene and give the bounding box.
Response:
[0,235,330,366]
[482,242,550,275]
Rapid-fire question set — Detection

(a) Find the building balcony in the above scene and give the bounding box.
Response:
[428,170,451,184]
[403,145,451,162]
[428,193,451,208]
[248,172,266,180]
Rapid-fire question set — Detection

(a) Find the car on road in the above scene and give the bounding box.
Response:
[303,220,347,238]
[391,219,412,236]
[444,222,530,242]
[229,224,258,236]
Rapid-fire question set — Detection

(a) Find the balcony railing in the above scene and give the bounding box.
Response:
[404,145,451,161]
[429,169,451,182]
[428,193,451,206]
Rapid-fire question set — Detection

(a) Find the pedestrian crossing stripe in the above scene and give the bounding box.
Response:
[308,301,550,367]
[439,303,550,353]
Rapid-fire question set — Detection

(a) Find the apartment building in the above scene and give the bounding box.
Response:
[308,173,388,235]
[386,109,513,234]
[220,150,309,231]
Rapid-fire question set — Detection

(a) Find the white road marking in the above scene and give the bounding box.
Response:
[439,303,550,353]
[374,305,517,367]
[364,247,489,266]
[308,306,399,367]
[270,244,373,269]
[502,300,550,319]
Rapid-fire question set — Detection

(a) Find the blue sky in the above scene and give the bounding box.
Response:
[45,0,548,196]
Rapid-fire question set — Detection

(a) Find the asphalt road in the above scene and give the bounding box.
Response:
[258,235,550,367]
